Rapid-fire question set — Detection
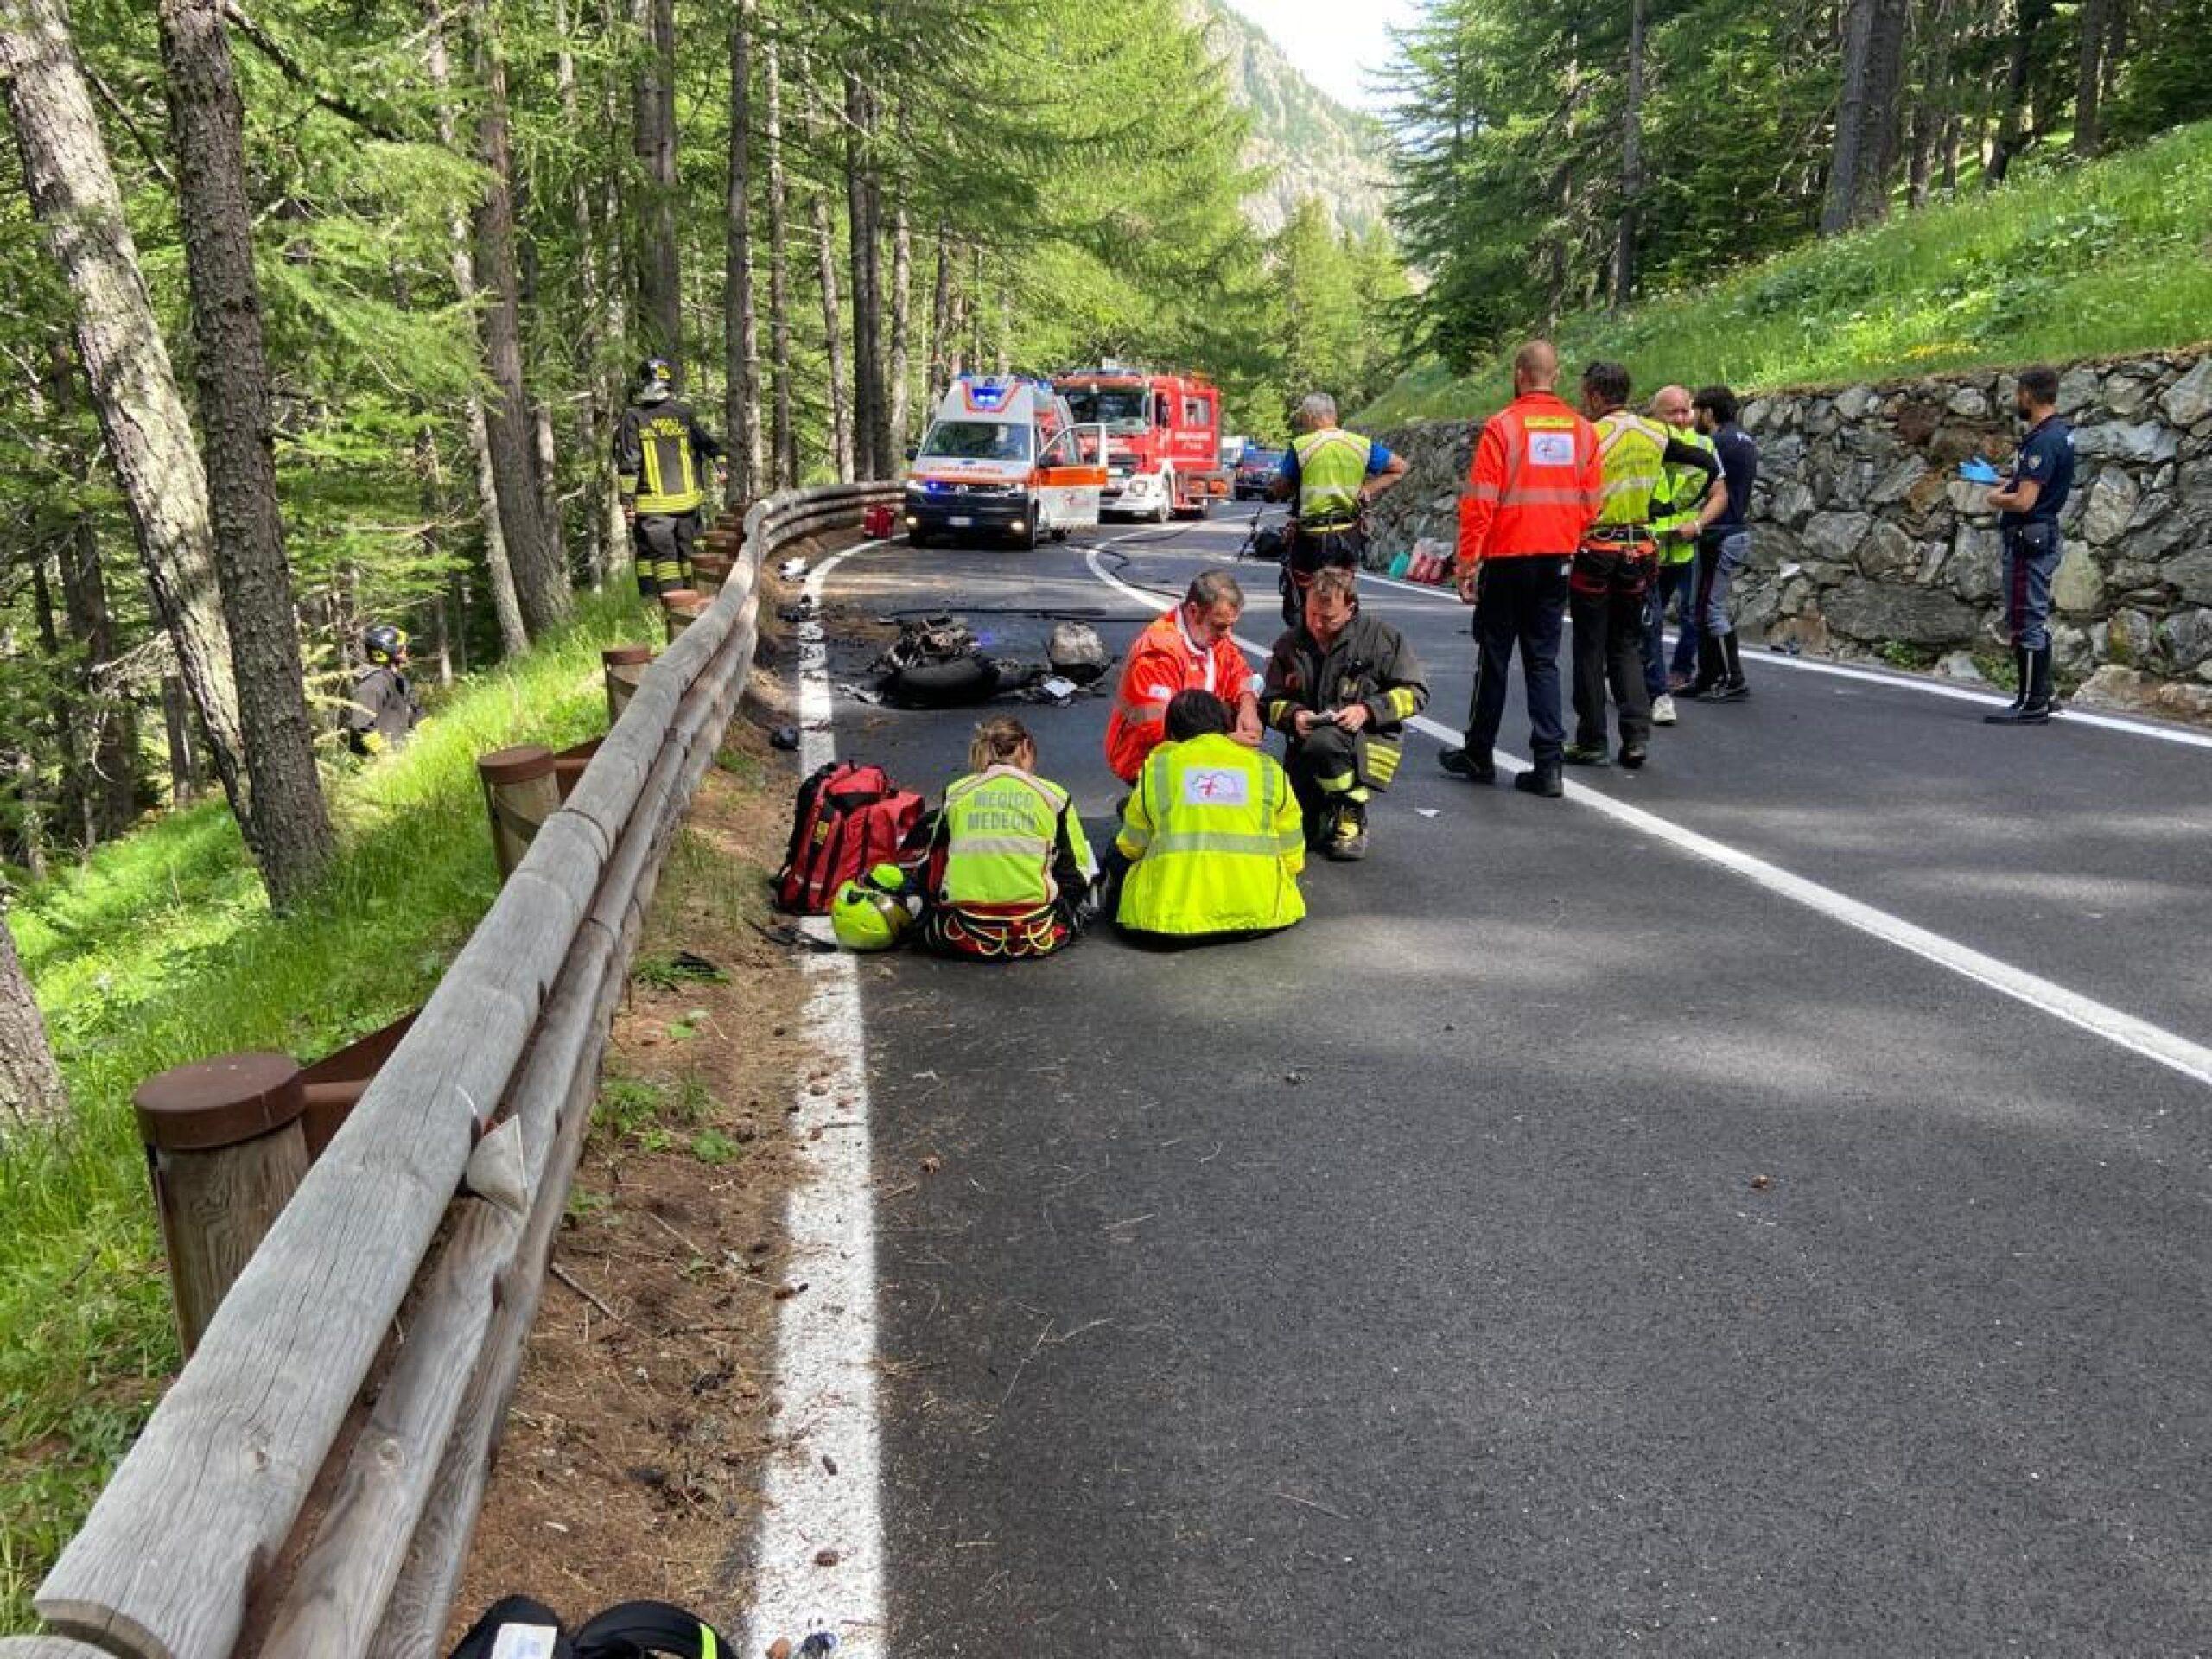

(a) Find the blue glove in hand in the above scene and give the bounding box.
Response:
[1958,457,2002,486]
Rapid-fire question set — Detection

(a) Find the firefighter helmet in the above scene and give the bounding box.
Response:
[363,623,407,665]
[638,356,676,397]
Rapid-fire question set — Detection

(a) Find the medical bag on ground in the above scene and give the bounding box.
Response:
[446,1595,729,1659]
[774,760,926,913]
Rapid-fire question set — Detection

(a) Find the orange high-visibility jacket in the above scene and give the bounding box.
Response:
[1456,391,1604,565]
[1105,610,1251,784]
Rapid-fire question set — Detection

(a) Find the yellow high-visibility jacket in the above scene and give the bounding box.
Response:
[1115,733,1305,936]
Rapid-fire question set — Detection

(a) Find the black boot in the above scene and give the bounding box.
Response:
[1705,632,1750,702]
[1687,633,1725,699]
[1441,746,1496,783]
[1514,758,1564,797]
[1985,645,2052,724]
[1999,645,2029,710]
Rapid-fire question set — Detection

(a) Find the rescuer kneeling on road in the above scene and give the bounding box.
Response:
[1268,391,1409,625]
[1261,567,1427,861]
[1114,690,1305,941]
[614,356,728,597]
[1982,364,2075,727]
[344,624,424,758]
[1104,569,1263,785]
[921,717,1099,960]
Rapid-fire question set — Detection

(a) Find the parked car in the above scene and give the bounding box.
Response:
[1233,446,1284,500]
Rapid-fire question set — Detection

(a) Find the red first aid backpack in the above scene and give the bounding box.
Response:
[775,760,925,914]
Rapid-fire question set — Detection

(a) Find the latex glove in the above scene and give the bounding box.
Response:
[1958,457,2002,486]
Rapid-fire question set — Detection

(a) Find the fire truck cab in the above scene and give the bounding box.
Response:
[1053,365,1229,522]
[902,376,1106,550]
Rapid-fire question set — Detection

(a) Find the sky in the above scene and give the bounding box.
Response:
[1221,0,1422,113]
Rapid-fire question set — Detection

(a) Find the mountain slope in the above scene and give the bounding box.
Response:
[1189,0,1392,238]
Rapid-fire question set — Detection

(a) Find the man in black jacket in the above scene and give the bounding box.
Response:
[345,624,423,757]
[1261,568,1428,861]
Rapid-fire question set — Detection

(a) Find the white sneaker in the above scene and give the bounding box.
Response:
[1652,693,1678,726]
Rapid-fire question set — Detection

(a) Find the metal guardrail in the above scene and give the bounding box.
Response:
[1,480,900,1659]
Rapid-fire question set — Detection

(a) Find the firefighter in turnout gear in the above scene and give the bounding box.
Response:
[1569,361,1719,772]
[1268,391,1409,625]
[614,357,727,596]
[923,717,1099,960]
[345,624,424,757]
[1261,568,1427,861]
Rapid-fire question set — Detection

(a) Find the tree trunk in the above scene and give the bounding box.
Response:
[423,0,529,656]
[464,0,569,638]
[928,221,953,405]
[814,186,854,482]
[550,0,606,590]
[725,0,762,500]
[161,674,200,804]
[887,183,912,457]
[0,913,67,1137]
[1823,0,1909,230]
[155,0,336,908]
[1987,0,2051,185]
[2074,0,2110,155]
[633,0,681,357]
[1612,0,1645,307]
[28,555,74,862]
[763,34,794,491]
[60,518,136,843]
[844,69,882,480]
[0,0,247,833]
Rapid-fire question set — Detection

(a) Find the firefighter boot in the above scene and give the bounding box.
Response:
[1984,645,2053,725]
[1325,798,1370,861]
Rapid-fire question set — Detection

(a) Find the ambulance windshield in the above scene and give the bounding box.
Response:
[1061,386,1151,435]
[921,420,1031,461]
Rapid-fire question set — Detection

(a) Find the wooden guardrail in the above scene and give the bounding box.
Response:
[4,480,899,1659]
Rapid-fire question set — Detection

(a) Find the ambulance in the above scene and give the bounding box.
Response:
[901,376,1107,550]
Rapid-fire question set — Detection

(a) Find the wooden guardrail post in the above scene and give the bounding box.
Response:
[659,588,708,643]
[476,744,559,880]
[602,643,654,724]
[134,1052,311,1357]
[690,550,730,594]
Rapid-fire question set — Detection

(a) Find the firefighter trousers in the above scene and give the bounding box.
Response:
[1284,720,1402,840]
[632,512,699,596]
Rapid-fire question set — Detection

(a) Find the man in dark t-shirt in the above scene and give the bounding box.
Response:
[1689,385,1760,701]
[1983,365,2075,726]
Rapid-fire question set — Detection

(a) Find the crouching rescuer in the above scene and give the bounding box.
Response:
[921,717,1099,959]
[1262,568,1427,861]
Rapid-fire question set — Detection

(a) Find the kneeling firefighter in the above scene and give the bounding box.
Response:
[614,357,726,597]
[1261,567,1427,861]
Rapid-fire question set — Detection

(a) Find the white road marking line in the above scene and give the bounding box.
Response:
[1109,530,2212,749]
[747,542,888,1658]
[1082,545,2212,1090]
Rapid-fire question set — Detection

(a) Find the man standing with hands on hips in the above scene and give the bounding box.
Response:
[1981,365,2075,727]
[1440,341,1602,798]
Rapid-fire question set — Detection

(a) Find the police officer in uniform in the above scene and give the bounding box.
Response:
[1983,365,2075,726]
[345,624,424,757]
[613,357,727,596]
[1268,391,1409,624]
[1262,567,1427,861]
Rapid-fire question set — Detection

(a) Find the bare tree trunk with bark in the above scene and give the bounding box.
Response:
[633,0,681,357]
[887,182,912,456]
[928,221,953,405]
[2074,0,2111,156]
[0,914,67,1138]
[1823,0,1908,231]
[726,0,762,499]
[844,68,883,480]
[466,0,569,638]
[423,0,528,655]
[1,0,247,828]
[1612,0,1644,308]
[763,34,795,490]
[156,0,336,907]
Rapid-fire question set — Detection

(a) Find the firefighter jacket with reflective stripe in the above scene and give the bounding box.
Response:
[1115,734,1305,936]
[345,665,422,754]
[1649,426,1720,565]
[614,396,724,515]
[1291,428,1373,529]
[931,766,1096,912]
[1105,609,1253,784]
[1457,392,1603,563]
[1260,611,1427,738]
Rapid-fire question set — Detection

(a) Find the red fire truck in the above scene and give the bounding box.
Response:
[1052,364,1230,522]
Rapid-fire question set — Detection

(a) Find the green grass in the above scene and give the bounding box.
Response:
[0,588,653,1629]
[1359,121,2212,426]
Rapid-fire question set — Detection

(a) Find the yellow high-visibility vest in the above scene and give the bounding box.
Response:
[1115,734,1305,936]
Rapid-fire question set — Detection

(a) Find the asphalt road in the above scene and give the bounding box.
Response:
[803,510,2212,1657]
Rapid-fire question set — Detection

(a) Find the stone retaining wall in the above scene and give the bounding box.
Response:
[1370,350,2212,719]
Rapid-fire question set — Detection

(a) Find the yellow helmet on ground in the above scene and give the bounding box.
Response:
[831,868,914,952]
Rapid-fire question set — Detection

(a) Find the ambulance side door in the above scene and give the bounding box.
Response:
[1036,424,1105,529]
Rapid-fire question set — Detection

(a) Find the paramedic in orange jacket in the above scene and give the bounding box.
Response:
[1438,340,1602,800]
[1104,568,1263,784]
